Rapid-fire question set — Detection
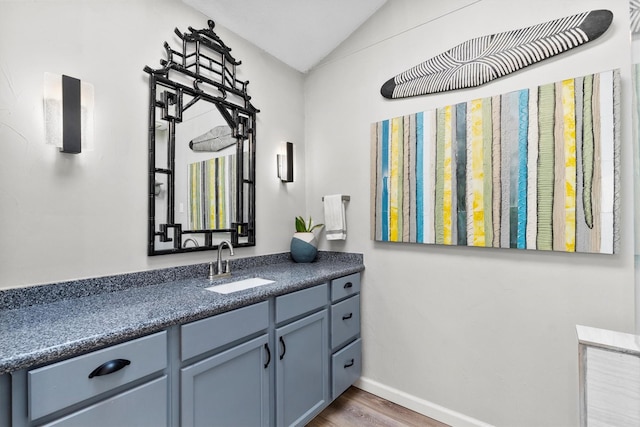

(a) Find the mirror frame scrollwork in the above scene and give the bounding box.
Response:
[144,20,258,256]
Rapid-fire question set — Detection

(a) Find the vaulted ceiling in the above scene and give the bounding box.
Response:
[182,0,388,73]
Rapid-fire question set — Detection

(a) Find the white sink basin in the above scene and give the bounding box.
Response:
[205,277,275,294]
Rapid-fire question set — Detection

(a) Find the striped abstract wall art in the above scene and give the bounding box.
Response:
[188,154,237,230]
[371,69,620,254]
[380,10,613,99]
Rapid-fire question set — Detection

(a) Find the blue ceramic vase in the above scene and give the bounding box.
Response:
[290,232,318,263]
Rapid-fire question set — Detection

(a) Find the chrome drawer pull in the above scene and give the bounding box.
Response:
[344,359,355,368]
[343,282,353,289]
[88,359,131,378]
[342,313,353,320]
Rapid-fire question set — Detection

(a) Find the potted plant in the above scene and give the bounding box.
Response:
[290,216,323,263]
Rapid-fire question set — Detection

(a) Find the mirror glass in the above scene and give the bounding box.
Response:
[145,21,257,255]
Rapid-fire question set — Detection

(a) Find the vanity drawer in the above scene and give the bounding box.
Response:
[28,331,167,421]
[276,283,328,324]
[43,376,168,427]
[181,301,268,361]
[331,294,360,349]
[331,273,360,302]
[332,338,362,399]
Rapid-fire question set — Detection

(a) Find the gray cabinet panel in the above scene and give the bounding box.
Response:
[181,334,270,427]
[330,295,360,350]
[0,375,9,427]
[28,331,167,421]
[181,301,268,361]
[331,339,361,399]
[275,284,327,324]
[276,310,328,427]
[330,273,360,302]
[42,376,168,427]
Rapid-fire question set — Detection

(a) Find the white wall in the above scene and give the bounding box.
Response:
[0,0,306,289]
[305,0,635,425]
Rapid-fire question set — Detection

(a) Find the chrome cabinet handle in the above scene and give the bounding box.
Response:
[344,359,355,368]
[342,313,353,320]
[343,282,353,289]
[88,359,131,378]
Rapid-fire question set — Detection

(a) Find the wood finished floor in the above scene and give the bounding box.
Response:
[307,387,450,427]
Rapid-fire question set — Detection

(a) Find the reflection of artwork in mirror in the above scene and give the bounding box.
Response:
[144,20,258,255]
[188,153,238,230]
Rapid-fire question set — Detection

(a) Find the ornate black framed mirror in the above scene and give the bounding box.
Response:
[144,21,258,255]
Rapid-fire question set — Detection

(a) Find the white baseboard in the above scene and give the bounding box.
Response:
[355,377,495,427]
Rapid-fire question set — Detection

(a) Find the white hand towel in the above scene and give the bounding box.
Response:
[323,194,347,240]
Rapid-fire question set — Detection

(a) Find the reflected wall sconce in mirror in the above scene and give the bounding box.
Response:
[44,73,94,154]
[154,181,163,196]
[277,142,294,182]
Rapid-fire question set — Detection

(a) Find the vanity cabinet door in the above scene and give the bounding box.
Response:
[181,334,270,427]
[275,310,329,427]
[0,374,9,427]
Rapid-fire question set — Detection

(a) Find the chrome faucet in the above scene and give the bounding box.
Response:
[209,240,234,279]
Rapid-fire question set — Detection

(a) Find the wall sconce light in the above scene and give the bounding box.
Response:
[154,181,164,196]
[44,73,94,154]
[277,142,294,182]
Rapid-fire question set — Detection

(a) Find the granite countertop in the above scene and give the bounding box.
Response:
[0,253,364,375]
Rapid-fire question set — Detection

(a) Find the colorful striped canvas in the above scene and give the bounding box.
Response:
[371,69,620,254]
[188,154,237,230]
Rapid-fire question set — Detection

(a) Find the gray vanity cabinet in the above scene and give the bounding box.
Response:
[179,301,270,427]
[2,271,362,427]
[329,273,362,399]
[275,285,329,427]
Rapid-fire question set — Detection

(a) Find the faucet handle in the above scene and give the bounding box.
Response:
[224,259,231,274]
[208,262,215,280]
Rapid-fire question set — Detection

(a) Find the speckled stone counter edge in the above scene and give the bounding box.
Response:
[0,251,363,311]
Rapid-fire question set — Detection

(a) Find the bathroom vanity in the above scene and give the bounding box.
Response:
[0,253,363,427]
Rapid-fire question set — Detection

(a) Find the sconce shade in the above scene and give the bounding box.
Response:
[44,73,94,154]
[277,142,294,182]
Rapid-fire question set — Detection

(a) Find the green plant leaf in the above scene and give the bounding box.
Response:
[310,223,324,232]
[294,215,323,232]
[295,216,324,233]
